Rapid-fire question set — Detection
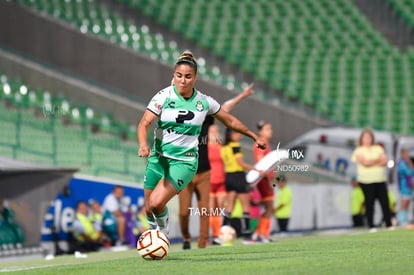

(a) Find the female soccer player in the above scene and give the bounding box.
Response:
[251,120,275,242]
[208,124,227,244]
[137,51,266,235]
[221,127,264,240]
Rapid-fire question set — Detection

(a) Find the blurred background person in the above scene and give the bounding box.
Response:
[397,148,414,227]
[351,129,392,232]
[179,84,254,249]
[274,174,292,236]
[387,190,397,227]
[351,176,365,227]
[251,120,275,243]
[89,199,103,237]
[72,201,103,253]
[134,205,149,239]
[102,185,126,245]
[208,124,227,245]
[221,127,264,241]
[249,186,262,234]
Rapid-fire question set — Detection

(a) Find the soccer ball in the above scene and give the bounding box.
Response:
[218,225,236,246]
[137,229,170,260]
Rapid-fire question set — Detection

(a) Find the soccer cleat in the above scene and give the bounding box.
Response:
[148,220,157,230]
[147,215,157,230]
[251,233,259,241]
[182,241,191,250]
[369,228,378,233]
[241,238,259,245]
[155,214,169,236]
[212,237,222,245]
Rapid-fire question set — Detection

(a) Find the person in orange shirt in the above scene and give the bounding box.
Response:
[208,124,227,244]
[251,120,275,242]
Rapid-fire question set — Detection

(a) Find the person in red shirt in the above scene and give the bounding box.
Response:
[252,120,275,242]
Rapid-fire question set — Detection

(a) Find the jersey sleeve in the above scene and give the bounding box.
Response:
[232,145,243,158]
[146,90,168,116]
[206,96,221,115]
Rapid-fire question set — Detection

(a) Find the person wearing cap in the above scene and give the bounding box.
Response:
[274,174,292,234]
[137,50,267,247]
[351,176,365,227]
[251,120,275,242]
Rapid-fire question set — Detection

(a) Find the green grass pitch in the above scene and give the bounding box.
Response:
[1,229,413,274]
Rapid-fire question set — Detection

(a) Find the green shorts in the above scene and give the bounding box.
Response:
[144,153,198,191]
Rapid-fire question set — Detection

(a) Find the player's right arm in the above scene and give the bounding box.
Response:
[137,90,168,157]
[137,110,158,157]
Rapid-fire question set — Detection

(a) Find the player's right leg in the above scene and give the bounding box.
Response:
[150,156,198,236]
[144,188,157,230]
[149,179,177,236]
[143,154,165,231]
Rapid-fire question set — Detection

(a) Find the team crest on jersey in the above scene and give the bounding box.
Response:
[196,101,204,112]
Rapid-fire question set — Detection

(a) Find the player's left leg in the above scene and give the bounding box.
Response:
[238,193,251,238]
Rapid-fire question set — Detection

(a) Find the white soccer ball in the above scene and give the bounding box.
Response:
[137,229,170,260]
[218,225,236,246]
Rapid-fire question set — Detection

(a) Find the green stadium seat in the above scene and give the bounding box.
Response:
[15,0,414,134]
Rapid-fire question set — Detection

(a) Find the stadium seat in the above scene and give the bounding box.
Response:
[0,72,146,182]
[16,0,414,135]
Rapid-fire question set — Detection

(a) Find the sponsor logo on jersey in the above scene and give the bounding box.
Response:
[154,102,162,110]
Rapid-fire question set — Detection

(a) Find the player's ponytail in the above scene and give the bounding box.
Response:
[175,50,198,73]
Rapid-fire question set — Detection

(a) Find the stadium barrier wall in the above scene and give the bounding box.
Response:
[0,1,328,146]
[0,167,77,246]
[40,177,401,254]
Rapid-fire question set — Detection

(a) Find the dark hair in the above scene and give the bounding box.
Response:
[175,50,197,73]
[256,120,269,131]
[113,185,124,191]
[224,128,233,145]
[358,129,375,146]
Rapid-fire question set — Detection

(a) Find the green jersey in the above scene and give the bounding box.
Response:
[147,85,221,162]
